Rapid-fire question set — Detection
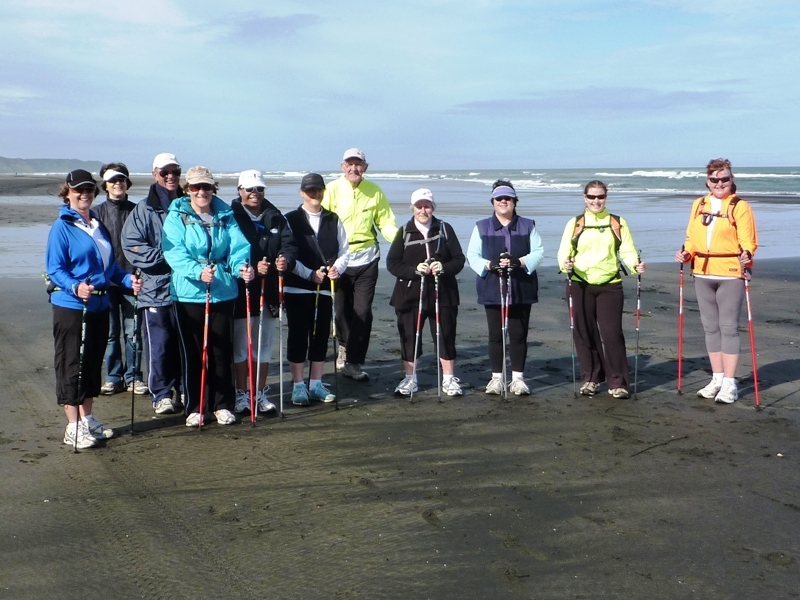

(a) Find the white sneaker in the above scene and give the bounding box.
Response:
[154,397,176,415]
[697,379,723,399]
[442,377,463,396]
[714,380,738,404]
[84,415,114,440]
[394,375,418,396]
[342,362,369,381]
[63,422,97,449]
[214,409,237,425]
[185,412,202,427]
[309,381,336,403]
[485,377,505,395]
[336,346,347,370]
[234,389,251,414]
[127,380,149,395]
[509,379,530,396]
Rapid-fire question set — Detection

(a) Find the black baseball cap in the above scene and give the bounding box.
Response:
[66,169,96,188]
[300,173,325,191]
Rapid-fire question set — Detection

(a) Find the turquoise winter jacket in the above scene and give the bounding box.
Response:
[162,195,251,304]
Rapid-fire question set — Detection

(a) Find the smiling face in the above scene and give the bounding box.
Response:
[707,168,734,199]
[412,200,434,226]
[153,163,181,192]
[300,187,325,212]
[492,195,516,220]
[68,185,96,217]
[188,183,214,214]
[105,176,127,201]
[584,185,608,214]
[341,158,367,187]
[239,185,265,213]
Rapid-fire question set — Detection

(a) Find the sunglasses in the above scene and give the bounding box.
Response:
[159,168,181,178]
[107,176,126,184]
[71,185,95,194]
[494,196,515,202]
[242,186,265,193]
[708,176,731,184]
[188,183,214,192]
[585,194,607,200]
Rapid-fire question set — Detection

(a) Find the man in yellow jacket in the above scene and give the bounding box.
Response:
[322,148,398,380]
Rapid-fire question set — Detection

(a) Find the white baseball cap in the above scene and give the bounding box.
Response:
[342,148,366,163]
[238,169,267,189]
[153,153,180,170]
[410,188,436,209]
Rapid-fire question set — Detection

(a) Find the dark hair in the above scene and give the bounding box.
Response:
[58,182,100,204]
[492,179,515,191]
[583,180,608,195]
[705,158,737,194]
[99,162,132,192]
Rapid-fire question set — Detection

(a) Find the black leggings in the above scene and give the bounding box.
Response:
[52,305,109,406]
[285,293,332,363]
[484,304,532,373]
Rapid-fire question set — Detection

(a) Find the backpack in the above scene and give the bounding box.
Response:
[570,213,628,279]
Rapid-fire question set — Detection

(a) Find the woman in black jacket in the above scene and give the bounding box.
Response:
[386,189,465,397]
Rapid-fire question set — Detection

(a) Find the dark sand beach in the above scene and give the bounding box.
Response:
[1,175,798,599]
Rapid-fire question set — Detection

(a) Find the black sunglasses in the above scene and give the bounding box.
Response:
[708,176,731,184]
[188,183,214,192]
[242,186,265,193]
[159,168,181,178]
[585,194,607,200]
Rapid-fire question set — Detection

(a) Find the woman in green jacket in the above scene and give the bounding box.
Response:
[556,180,645,399]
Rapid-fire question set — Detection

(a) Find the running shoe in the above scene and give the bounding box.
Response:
[509,378,530,396]
[485,377,504,395]
[697,379,723,399]
[579,382,599,396]
[154,397,176,415]
[100,380,125,395]
[608,388,631,399]
[234,389,251,414]
[442,377,463,396]
[214,409,237,425]
[336,346,347,370]
[127,380,149,395]
[63,422,97,449]
[292,383,310,406]
[714,380,738,404]
[185,412,202,427]
[84,415,114,440]
[309,381,336,403]
[394,375,418,396]
[342,363,369,381]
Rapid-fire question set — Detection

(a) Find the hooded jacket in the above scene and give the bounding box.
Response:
[94,195,135,276]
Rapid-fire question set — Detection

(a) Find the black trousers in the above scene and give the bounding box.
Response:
[568,280,629,390]
[395,306,458,362]
[285,292,332,363]
[53,305,109,406]
[334,259,379,365]
[484,304,532,373]
[174,300,235,414]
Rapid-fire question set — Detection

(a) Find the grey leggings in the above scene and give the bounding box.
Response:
[694,277,744,355]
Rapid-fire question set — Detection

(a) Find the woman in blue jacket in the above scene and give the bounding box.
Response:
[162,166,254,427]
[46,169,142,449]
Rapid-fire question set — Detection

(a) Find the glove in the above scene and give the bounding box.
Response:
[488,258,503,271]
[416,262,430,276]
[429,260,443,275]
[507,255,522,269]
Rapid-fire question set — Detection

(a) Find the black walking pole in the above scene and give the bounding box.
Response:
[130,269,141,435]
[633,251,642,400]
[74,277,91,453]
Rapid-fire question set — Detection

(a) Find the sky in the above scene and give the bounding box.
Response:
[1,0,799,171]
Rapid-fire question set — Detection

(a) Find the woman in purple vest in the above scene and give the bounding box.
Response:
[466,180,545,396]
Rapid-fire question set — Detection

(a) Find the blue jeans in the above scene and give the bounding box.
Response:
[104,287,142,385]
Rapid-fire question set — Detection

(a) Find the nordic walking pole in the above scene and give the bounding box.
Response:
[744,267,761,409]
[244,260,256,424]
[499,266,509,400]
[634,251,642,400]
[255,256,266,414]
[130,269,141,435]
[198,263,213,430]
[566,263,577,398]
[677,246,685,395]
[330,277,340,410]
[409,269,426,402]
[434,272,442,402]
[278,260,285,418]
[74,277,90,453]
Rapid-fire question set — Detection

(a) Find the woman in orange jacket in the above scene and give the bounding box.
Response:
[675,158,758,404]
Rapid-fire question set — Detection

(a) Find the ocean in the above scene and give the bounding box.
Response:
[2,167,799,277]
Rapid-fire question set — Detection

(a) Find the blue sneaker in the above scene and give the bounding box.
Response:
[292,383,310,406]
[309,381,335,403]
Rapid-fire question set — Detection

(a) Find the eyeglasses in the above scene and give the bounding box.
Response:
[494,196,514,203]
[188,183,214,192]
[585,194,607,200]
[107,177,126,185]
[71,186,94,194]
[159,168,181,178]
[242,186,265,193]
[708,176,731,184]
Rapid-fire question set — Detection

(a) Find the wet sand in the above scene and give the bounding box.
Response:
[1,253,798,598]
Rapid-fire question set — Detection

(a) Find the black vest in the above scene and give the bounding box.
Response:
[284,206,340,292]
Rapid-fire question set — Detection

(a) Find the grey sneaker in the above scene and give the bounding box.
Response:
[214,409,236,425]
[234,389,251,414]
[84,415,114,440]
[342,362,369,381]
[127,380,149,395]
[185,412,202,427]
[63,422,97,449]
[154,397,176,415]
[309,381,336,403]
[697,379,723,399]
[607,387,630,399]
[714,379,738,404]
[394,375,418,396]
[442,377,463,396]
[509,378,531,396]
[485,377,504,395]
[100,380,124,395]
[292,383,310,406]
[579,381,600,396]
[336,346,347,370]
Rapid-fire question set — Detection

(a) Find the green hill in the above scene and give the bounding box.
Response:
[0,156,104,174]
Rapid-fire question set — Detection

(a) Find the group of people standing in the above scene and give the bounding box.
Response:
[46,151,758,450]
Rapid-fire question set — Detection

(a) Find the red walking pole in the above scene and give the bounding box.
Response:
[244,260,256,423]
[198,281,211,429]
[677,253,685,395]
[744,269,761,409]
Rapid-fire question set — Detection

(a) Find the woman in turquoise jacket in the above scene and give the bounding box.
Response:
[162,167,254,426]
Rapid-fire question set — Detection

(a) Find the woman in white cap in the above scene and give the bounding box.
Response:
[230,169,297,414]
[466,179,545,396]
[46,169,142,448]
[162,167,254,426]
[386,188,465,397]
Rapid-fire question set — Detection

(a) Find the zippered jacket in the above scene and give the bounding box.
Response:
[94,196,135,277]
[283,206,348,293]
[46,205,134,312]
[162,195,251,304]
